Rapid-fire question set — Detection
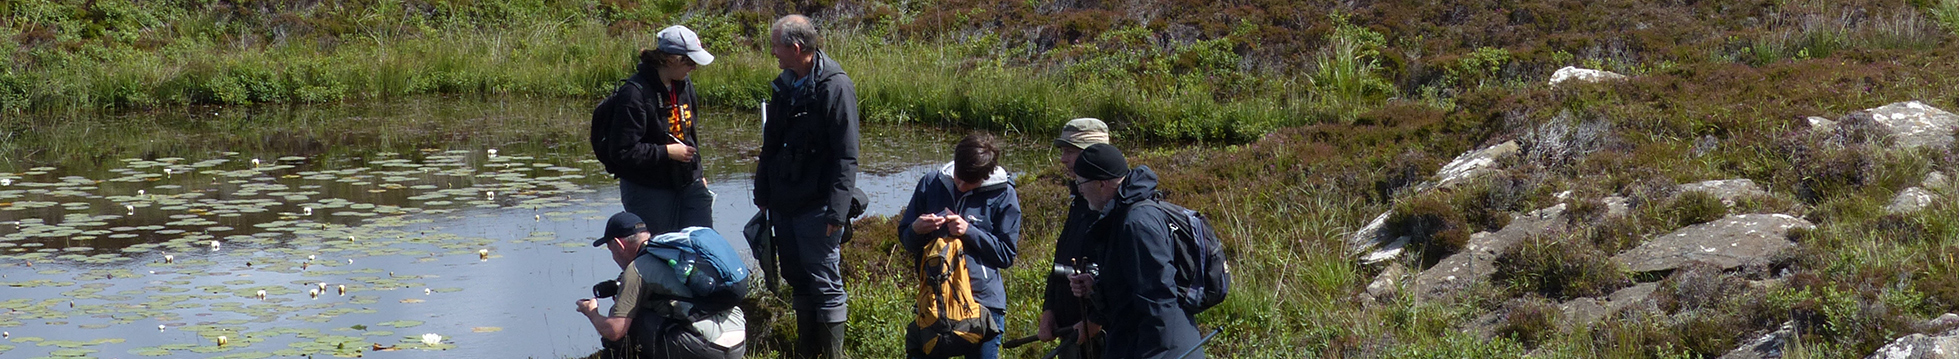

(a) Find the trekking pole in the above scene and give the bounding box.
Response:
[1174,328,1223,359]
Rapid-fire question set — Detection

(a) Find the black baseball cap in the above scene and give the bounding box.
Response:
[593,212,650,247]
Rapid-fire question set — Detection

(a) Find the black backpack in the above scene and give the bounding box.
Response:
[591,78,652,172]
[1137,200,1232,313]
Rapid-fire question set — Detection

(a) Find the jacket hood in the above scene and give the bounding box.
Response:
[1115,166,1160,206]
[937,162,1013,194]
[772,51,846,88]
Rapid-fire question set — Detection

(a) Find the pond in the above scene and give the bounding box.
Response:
[0,97,1059,358]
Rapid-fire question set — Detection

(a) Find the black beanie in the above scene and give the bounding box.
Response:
[1074,143,1129,181]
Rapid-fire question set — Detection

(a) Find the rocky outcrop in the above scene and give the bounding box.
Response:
[1861,101,1959,151]
[1352,141,1521,263]
[1405,204,1566,301]
[1549,66,1628,87]
[1720,321,1799,359]
[1868,328,1959,359]
[1679,179,1769,208]
[1613,214,1815,274]
[1560,283,1660,328]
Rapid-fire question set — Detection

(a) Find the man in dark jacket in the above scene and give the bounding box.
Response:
[1037,118,1110,359]
[592,26,715,234]
[898,133,1021,359]
[754,14,860,359]
[1068,144,1205,359]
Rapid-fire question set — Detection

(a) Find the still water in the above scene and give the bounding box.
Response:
[0,97,1054,358]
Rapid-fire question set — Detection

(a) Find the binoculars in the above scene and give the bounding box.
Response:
[592,280,621,299]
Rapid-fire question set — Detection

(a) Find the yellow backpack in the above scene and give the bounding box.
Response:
[905,236,1001,358]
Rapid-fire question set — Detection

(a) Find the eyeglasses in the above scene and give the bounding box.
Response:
[1073,177,1096,187]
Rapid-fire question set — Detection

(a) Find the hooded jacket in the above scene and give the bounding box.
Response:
[897,162,1022,310]
[755,51,861,225]
[1084,166,1205,359]
[593,65,705,189]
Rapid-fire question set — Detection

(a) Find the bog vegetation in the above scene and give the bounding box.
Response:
[8,0,1959,358]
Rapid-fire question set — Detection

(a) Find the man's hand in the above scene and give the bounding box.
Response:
[665,143,697,162]
[910,213,944,235]
[575,298,599,314]
[1073,321,1101,343]
[945,214,969,238]
[1068,273,1095,298]
[1037,310,1057,341]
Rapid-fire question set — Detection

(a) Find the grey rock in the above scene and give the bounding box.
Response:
[1603,196,1632,218]
[1351,212,1397,264]
[1429,141,1521,191]
[1679,179,1768,208]
[1363,263,1409,303]
[1887,187,1937,214]
[1613,214,1815,273]
[1809,116,1839,134]
[1561,283,1660,329]
[1549,66,1628,87]
[1720,321,1798,359]
[1862,101,1959,151]
[1930,313,1959,329]
[1927,172,1950,191]
[1868,328,1959,359]
[1408,204,1566,301]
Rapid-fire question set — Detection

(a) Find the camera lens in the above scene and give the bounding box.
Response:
[592,280,620,298]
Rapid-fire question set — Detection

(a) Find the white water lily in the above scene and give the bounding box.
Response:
[163,168,172,176]
[126,204,135,215]
[309,289,320,298]
[210,241,220,251]
[163,254,173,263]
[486,191,495,200]
[338,285,346,295]
[2,178,10,186]
[303,207,313,215]
[421,333,442,345]
[136,189,145,196]
[217,335,228,346]
[251,158,261,167]
[317,282,327,291]
[159,324,166,331]
[256,290,266,299]
[479,249,489,260]
[486,148,498,157]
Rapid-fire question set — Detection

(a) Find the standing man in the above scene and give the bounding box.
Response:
[1067,144,1205,359]
[754,14,860,359]
[1036,118,1110,359]
[593,25,716,234]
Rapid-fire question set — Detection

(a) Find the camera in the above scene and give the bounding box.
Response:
[592,280,621,299]
[1050,260,1099,282]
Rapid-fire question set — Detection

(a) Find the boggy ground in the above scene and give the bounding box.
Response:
[13,0,1959,358]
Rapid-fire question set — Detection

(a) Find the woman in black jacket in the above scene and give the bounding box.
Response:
[592,25,716,234]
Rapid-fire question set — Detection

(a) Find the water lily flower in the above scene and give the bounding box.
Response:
[425,288,432,295]
[303,207,313,215]
[479,249,489,260]
[310,289,320,298]
[159,324,166,331]
[217,335,228,346]
[256,290,266,299]
[164,254,173,263]
[210,241,220,251]
[338,285,346,295]
[126,204,135,215]
[317,282,327,291]
[163,168,172,176]
[308,255,316,261]
[421,333,442,345]
[487,149,498,158]
[251,158,261,167]
[1,178,10,186]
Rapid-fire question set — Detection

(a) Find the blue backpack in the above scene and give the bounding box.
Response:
[643,227,752,317]
[1138,200,1232,313]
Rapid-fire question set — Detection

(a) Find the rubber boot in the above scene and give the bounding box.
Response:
[821,321,846,359]
[795,314,819,359]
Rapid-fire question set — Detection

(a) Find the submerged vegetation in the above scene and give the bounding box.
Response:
[7,0,1959,358]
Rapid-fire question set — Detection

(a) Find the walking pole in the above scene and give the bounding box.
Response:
[1174,328,1223,359]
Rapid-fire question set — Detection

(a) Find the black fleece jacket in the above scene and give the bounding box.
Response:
[594,64,704,189]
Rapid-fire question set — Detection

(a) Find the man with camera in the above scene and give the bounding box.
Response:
[1036,118,1111,358]
[576,212,745,359]
[1066,144,1205,359]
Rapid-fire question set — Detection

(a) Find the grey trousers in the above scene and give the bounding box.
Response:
[771,207,849,323]
[620,179,714,235]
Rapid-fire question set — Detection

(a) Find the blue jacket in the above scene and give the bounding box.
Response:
[1085,166,1204,359]
[898,162,1022,310]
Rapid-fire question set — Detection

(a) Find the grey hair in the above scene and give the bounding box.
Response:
[771,15,822,54]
